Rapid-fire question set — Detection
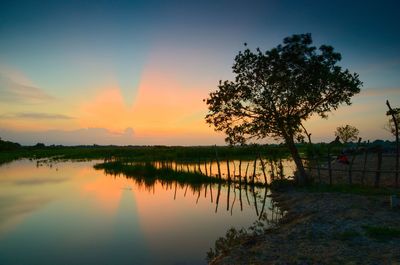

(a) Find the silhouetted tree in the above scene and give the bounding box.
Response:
[386,100,399,187]
[34,143,46,148]
[385,102,400,138]
[205,33,362,184]
[335,125,359,143]
[0,138,21,151]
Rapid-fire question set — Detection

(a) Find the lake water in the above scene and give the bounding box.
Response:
[0,159,280,265]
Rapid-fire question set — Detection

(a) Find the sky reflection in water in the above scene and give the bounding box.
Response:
[0,159,277,265]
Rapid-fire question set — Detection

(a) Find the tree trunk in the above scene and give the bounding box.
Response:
[286,135,308,185]
[386,100,399,187]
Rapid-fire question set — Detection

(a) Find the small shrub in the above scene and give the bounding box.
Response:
[206,227,247,263]
[363,225,400,240]
[336,230,361,241]
[270,179,295,190]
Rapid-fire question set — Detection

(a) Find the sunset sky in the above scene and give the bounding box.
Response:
[0,0,399,145]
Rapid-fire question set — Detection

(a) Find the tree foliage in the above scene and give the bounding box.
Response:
[205,33,362,183]
[0,138,21,151]
[334,125,359,143]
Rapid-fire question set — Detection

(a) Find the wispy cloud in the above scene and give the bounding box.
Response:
[0,127,224,146]
[359,87,400,97]
[0,127,136,146]
[0,73,54,104]
[0,112,74,120]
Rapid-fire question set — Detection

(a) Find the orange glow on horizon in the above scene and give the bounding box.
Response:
[77,66,215,138]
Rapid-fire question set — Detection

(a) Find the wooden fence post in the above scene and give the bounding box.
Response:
[348,137,362,185]
[315,154,321,183]
[328,148,332,185]
[361,149,369,184]
[374,149,383,188]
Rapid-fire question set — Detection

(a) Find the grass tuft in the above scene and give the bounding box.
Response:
[336,230,361,241]
[362,225,400,240]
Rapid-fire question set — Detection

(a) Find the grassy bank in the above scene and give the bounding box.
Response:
[94,161,225,185]
[0,144,292,165]
[93,160,269,187]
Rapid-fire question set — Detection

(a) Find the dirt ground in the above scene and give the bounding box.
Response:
[210,190,400,265]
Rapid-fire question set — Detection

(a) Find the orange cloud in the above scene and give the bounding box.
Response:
[78,87,131,133]
[77,67,217,139]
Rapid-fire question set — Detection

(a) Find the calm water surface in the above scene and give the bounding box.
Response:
[0,159,278,265]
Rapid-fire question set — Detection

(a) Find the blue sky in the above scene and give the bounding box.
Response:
[0,0,399,145]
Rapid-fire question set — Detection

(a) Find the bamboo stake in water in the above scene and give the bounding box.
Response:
[227,182,230,211]
[252,157,257,184]
[226,160,231,181]
[232,161,236,180]
[239,180,243,211]
[174,181,177,200]
[214,145,222,179]
[270,159,275,182]
[259,186,268,219]
[209,159,213,177]
[245,184,251,205]
[197,159,203,175]
[252,188,259,216]
[244,161,250,184]
[230,187,236,216]
[184,184,189,197]
[238,159,242,177]
[279,159,285,179]
[258,153,268,185]
[209,183,214,203]
[215,182,221,213]
[196,188,201,204]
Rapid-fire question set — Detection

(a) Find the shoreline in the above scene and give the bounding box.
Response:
[210,188,400,264]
